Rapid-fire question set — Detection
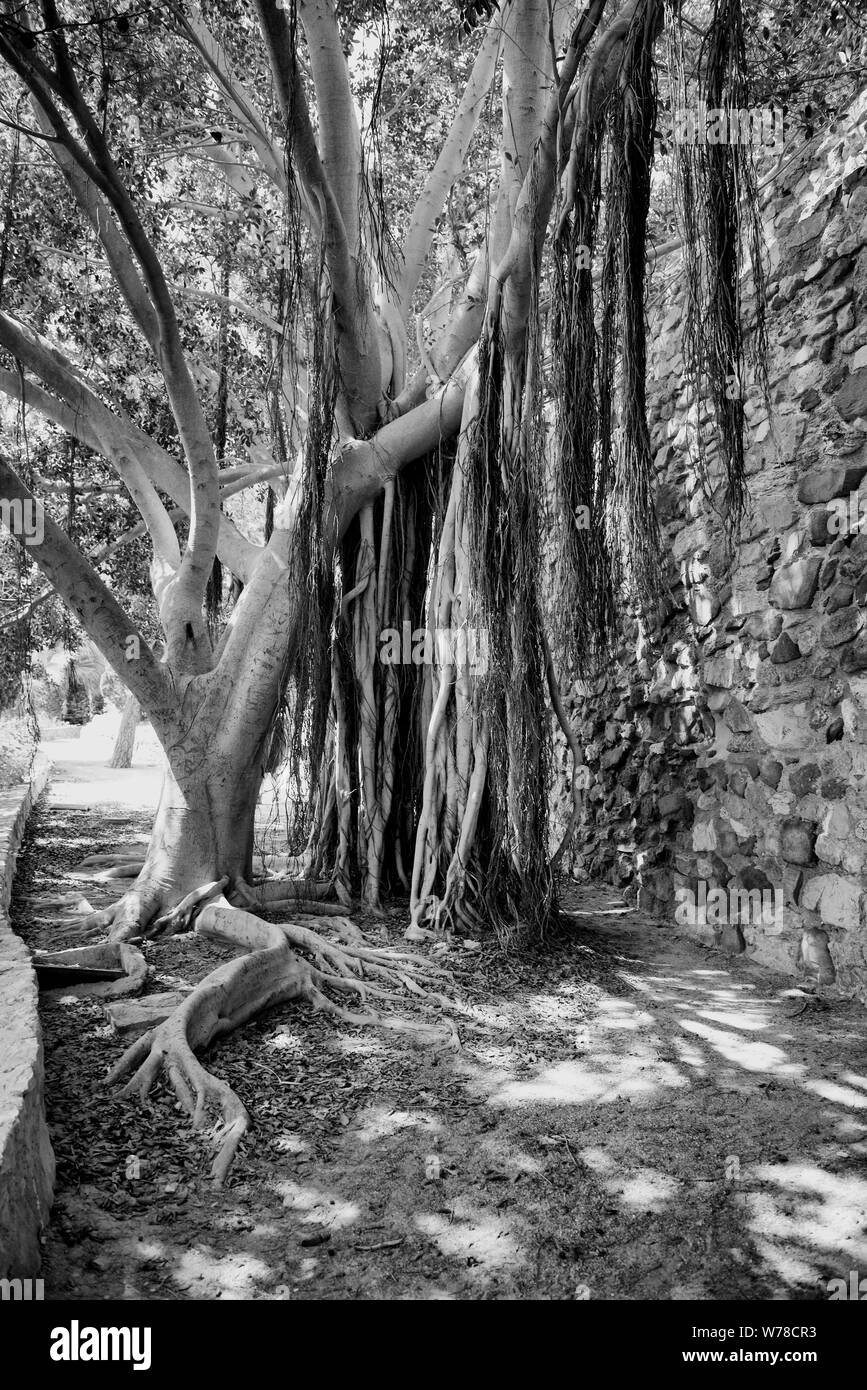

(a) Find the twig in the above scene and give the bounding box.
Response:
[354,1237,404,1252]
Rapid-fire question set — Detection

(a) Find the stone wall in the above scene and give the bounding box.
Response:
[553,91,867,1001]
[0,755,55,1276]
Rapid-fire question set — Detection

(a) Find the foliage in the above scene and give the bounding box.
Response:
[0,713,37,786]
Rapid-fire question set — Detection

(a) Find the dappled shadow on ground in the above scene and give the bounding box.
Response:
[12,797,867,1300]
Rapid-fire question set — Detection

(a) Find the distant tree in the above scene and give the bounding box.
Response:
[109,690,140,766]
[61,659,90,723]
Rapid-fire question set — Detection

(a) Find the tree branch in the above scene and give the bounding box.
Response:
[172,3,290,201]
[0,448,171,718]
[398,1,509,315]
[0,508,189,636]
[331,351,476,534]
[30,99,161,355]
[0,324,258,581]
[1,7,222,628]
[298,0,362,252]
[491,0,616,343]
[251,0,383,433]
[176,285,285,336]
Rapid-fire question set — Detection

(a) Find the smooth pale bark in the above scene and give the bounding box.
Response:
[494,0,618,344]
[131,749,262,905]
[331,360,473,530]
[300,0,363,252]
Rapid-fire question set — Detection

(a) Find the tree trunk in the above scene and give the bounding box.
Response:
[106,743,263,939]
[109,692,141,769]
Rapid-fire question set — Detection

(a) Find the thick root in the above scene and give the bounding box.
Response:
[75,851,148,870]
[94,863,148,881]
[62,902,119,934]
[108,882,166,943]
[232,877,340,912]
[276,918,454,1001]
[108,896,457,1183]
[108,925,308,1183]
[73,854,148,884]
[144,878,229,939]
[256,899,348,917]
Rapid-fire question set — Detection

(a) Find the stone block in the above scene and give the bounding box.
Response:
[800,872,862,928]
[769,556,822,609]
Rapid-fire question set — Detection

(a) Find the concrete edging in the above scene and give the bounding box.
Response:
[0,753,55,1277]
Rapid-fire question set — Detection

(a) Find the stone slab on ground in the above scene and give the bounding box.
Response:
[104,991,187,1038]
[35,942,148,1001]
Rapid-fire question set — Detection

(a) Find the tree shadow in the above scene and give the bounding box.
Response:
[28,875,867,1301]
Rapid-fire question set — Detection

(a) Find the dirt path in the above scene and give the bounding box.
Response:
[10,752,867,1300]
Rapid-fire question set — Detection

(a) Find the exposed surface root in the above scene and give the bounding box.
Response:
[258,899,348,916]
[108,895,457,1182]
[234,877,336,907]
[74,853,148,883]
[145,878,229,939]
[93,863,148,881]
[67,903,119,933]
[108,882,166,943]
[74,852,148,870]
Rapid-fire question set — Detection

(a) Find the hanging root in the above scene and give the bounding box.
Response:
[543,630,585,875]
[108,896,457,1184]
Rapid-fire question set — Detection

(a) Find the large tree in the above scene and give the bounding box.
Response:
[0,0,776,1177]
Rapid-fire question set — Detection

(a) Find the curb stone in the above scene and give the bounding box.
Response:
[0,753,55,1278]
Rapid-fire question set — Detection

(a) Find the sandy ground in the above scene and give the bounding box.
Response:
[8,739,867,1300]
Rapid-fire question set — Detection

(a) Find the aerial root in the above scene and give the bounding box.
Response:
[107,894,457,1182]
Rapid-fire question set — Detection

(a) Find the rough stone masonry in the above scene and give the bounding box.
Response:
[551,89,867,1002]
